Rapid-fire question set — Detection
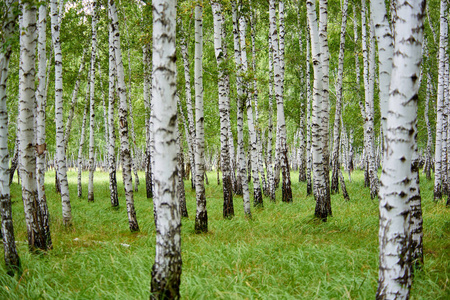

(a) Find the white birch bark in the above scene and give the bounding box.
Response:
[108,15,118,207]
[239,11,263,207]
[277,0,292,203]
[267,12,275,201]
[377,0,425,297]
[306,25,312,195]
[87,0,98,202]
[19,1,50,250]
[50,0,71,225]
[362,0,378,199]
[77,98,88,198]
[35,1,51,248]
[434,0,447,200]
[307,0,329,220]
[178,17,196,190]
[194,4,208,231]
[212,1,234,217]
[232,1,251,216]
[331,0,348,195]
[110,0,139,232]
[143,43,153,199]
[353,7,360,88]
[0,0,21,273]
[150,1,182,297]
[424,67,433,180]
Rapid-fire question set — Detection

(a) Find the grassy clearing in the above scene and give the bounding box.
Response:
[0,170,449,299]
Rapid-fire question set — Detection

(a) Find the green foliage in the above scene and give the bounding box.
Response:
[1,170,449,298]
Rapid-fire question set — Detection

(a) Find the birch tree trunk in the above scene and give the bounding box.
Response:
[177,121,188,218]
[239,11,263,207]
[377,1,425,297]
[424,64,433,180]
[434,0,447,201]
[78,101,88,198]
[50,0,71,226]
[306,26,312,196]
[0,0,21,274]
[330,0,348,195]
[87,0,98,203]
[110,0,139,232]
[150,1,182,297]
[194,3,208,232]
[108,15,118,207]
[212,1,234,218]
[178,17,196,190]
[143,43,153,199]
[35,0,52,248]
[232,1,251,216]
[307,0,330,220]
[19,0,51,250]
[267,16,276,201]
[361,0,378,199]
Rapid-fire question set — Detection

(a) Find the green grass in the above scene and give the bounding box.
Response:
[0,170,449,299]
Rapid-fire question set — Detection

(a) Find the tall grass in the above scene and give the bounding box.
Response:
[0,170,448,299]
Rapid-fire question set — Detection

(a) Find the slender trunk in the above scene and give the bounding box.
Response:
[424,61,433,180]
[306,26,312,195]
[212,2,234,218]
[377,1,424,297]
[87,0,98,203]
[51,0,72,226]
[178,17,196,191]
[108,18,118,207]
[177,121,188,218]
[0,0,21,273]
[151,1,182,296]
[194,4,208,232]
[78,102,88,198]
[143,43,153,199]
[110,0,139,232]
[331,0,349,194]
[267,15,275,201]
[239,12,263,207]
[434,0,447,200]
[35,1,52,248]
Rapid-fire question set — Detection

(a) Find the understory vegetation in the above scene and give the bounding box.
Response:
[1,170,449,299]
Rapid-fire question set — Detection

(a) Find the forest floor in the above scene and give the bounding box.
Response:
[0,170,449,299]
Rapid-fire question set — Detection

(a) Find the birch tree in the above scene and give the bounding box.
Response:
[307,0,330,220]
[377,0,425,297]
[108,13,118,207]
[87,0,98,202]
[211,1,234,217]
[330,0,348,195]
[143,43,153,199]
[19,0,51,250]
[35,0,51,247]
[150,0,182,297]
[50,0,72,226]
[0,0,21,274]
[434,0,448,200]
[232,1,251,216]
[239,8,263,207]
[194,3,208,232]
[110,0,139,232]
